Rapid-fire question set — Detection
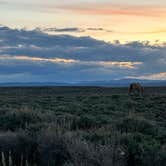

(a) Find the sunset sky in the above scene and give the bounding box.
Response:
[1,0,166,43]
[0,0,166,82]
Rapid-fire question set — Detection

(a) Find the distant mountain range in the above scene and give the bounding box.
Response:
[0,79,165,87]
[75,79,166,87]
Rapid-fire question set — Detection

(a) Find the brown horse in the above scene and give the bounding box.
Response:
[128,83,144,96]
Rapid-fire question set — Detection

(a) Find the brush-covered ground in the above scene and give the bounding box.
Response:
[0,86,165,166]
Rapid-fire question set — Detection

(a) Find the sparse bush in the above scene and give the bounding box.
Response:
[0,87,165,166]
[38,129,71,166]
[117,117,157,136]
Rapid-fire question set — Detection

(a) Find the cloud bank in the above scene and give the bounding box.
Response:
[0,25,165,82]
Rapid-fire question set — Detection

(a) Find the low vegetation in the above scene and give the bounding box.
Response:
[0,87,165,166]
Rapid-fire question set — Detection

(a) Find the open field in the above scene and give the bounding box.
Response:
[0,86,166,166]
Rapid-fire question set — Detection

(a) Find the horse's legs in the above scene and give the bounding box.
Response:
[128,85,133,96]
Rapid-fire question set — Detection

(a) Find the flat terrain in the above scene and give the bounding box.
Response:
[0,86,165,166]
[0,86,166,96]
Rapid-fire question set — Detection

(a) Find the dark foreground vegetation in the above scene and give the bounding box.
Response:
[0,86,165,166]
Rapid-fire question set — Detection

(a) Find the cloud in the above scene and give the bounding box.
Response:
[44,27,84,33]
[44,27,113,33]
[42,26,166,36]
[0,55,142,69]
[59,4,166,18]
[1,1,166,19]
[127,72,166,80]
[87,28,104,31]
[0,0,8,4]
[0,55,77,63]
[86,28,113,33]
[99,61,142,69]
[0,25,165,82]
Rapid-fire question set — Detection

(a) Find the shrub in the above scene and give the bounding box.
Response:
[117,117,157,136]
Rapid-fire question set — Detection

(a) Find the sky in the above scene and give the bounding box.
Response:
[0,0,166,82]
